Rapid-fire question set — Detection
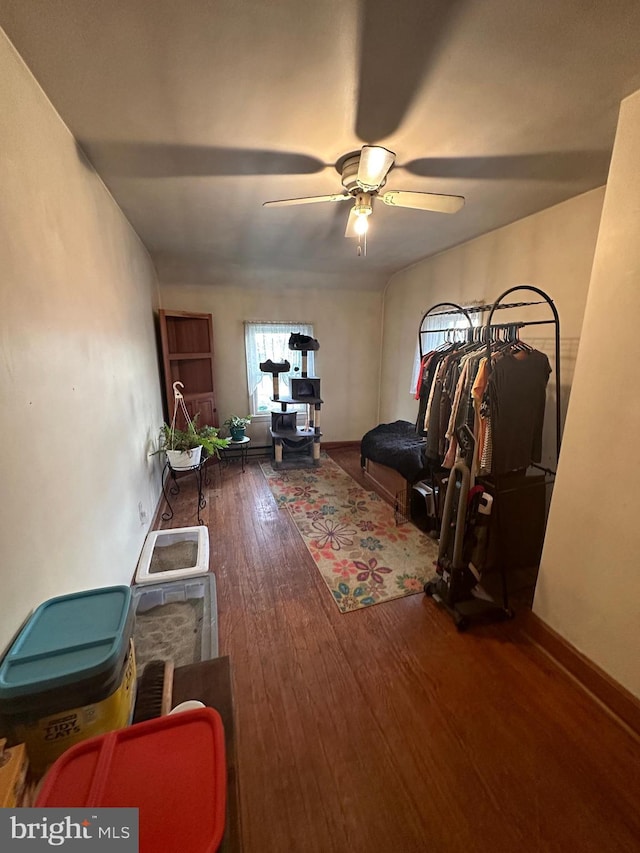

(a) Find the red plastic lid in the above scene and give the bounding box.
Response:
[36,707,226,853]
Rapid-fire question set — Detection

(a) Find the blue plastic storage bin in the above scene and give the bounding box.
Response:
[0,586,136,775]
[0,586,134,715]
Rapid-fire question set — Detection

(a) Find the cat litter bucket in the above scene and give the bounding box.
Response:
[0,586,136,775]
[37,707,227,853]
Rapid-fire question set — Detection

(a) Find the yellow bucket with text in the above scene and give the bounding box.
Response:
[9,641,136,776]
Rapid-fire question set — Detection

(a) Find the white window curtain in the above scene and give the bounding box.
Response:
[245,322,315,402]
[410,312,449,393]
[410,310,480,393]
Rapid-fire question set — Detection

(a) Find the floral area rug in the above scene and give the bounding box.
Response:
[260,455,439,613]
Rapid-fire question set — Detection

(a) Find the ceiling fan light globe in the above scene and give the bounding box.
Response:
[357,145,396,191]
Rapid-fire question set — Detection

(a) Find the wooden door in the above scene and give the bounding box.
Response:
[158,310,218,428]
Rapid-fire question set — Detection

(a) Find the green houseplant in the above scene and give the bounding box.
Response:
[152,415,230,470]
[223,414,252,441]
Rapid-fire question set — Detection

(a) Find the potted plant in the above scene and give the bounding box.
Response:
[223,414,252,442]
[152,415,230,470]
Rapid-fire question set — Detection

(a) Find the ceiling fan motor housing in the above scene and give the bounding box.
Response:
[339,155,362,194]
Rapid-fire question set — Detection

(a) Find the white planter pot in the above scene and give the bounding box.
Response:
[166,446,202,470]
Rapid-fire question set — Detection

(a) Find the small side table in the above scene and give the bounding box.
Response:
[221,436,250,473]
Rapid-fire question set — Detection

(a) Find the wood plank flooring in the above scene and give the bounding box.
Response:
[159,451,640,853]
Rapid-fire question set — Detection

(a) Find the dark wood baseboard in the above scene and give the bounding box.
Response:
[322,440,361,451]
[520,609,640,737]
[150,487,166,532]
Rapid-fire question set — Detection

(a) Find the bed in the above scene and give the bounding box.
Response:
[361,303,474,521]
[360,420,432,511]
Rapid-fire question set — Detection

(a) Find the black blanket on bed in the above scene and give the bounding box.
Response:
[360,421,429,483]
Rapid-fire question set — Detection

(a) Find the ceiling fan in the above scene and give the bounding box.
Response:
[263,145,465,255]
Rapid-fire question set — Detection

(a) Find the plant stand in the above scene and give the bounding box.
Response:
[161,456,213,526]
[220,436,250,473]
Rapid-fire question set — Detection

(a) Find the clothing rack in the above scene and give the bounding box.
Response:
[418,301,473,358]
[419,287,561,627]
[418,288,561,467]
[416,301,475,524]
[485,285,561,467]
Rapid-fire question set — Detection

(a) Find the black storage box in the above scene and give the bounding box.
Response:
[290,377,321,401]
[271,411,297,432]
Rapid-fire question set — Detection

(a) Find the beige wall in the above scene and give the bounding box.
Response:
[159,284,383,445]
[380,187,604,470]
[0,33,164,651]
[535,90,640,698]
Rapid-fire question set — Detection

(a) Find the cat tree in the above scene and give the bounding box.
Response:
[260,334,323,469]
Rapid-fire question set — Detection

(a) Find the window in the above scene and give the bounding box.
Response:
[410,310,481,393]
[245,322,315,415]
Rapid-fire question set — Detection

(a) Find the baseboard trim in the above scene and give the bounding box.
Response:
[323,441,361,451]
[149,486,166,532]
[520,610,640,737]
[128,488,166,585]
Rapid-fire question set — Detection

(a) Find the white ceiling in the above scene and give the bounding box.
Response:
[4,0,640,290]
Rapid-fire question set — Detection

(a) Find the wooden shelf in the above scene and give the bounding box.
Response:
[271,396,323,405]
[168,351,213,361]
[270,428,321,440]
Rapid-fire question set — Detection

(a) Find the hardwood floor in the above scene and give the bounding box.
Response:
[159,451,640,853]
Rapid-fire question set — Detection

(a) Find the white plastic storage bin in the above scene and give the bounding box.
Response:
[135,526,209,585]
[132,574,219,666]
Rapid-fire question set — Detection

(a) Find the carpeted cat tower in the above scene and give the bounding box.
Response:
[260,333,323,469]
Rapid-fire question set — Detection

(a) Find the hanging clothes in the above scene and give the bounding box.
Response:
[414,297,554,479]
[414,343,459,441]
[419,337,551,478]
[486,349,551,475]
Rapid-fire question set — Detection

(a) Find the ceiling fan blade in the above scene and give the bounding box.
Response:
[357,146,396,191]
[344,207,359,238]
[263,194,350,208]
[402,151,612,183]
[355,0,467,141]
[79,142,327,178]
[380,190,465,214]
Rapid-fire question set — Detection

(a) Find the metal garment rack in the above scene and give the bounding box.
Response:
[418,301,473,358]
[420,287,561,627]
[418,287,561,469]
[415,301,474,526]
[484,285,561,469]
[478,286,561,618]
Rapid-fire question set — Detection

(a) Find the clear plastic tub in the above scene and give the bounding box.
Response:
[132,575,218,667]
